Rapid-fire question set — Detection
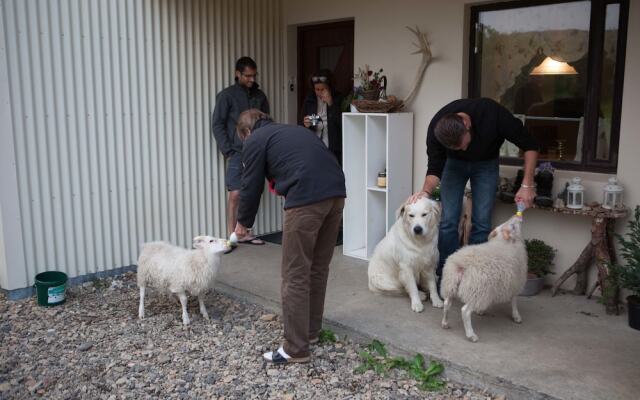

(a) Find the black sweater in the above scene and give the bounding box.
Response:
[211,82,270,157]
[237,121,346,228]
[302,92,344,163]
[426,98,539,178]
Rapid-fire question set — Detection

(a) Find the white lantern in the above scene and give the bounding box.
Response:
[602,176,624,210]
[566,177,585,209]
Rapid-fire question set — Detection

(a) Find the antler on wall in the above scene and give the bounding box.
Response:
[403,26,433,106]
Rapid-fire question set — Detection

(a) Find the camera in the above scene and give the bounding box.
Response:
[309,113,321,127]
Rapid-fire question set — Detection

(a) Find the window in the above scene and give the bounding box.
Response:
[469,0,629,172]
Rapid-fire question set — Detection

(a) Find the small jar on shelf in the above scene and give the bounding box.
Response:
[377,169,387,188]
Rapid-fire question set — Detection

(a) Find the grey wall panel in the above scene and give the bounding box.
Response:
[0,0,283,289]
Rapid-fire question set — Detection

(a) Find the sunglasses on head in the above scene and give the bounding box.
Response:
[311,76,328,83]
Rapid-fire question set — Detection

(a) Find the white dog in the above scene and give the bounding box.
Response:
[368,197,442,312]
[441,214,527,342]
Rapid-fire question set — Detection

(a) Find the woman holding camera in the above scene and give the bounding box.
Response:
[302,69,344,164]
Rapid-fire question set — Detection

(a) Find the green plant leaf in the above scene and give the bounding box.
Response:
[318,328,337,344]
[368,339,388,357]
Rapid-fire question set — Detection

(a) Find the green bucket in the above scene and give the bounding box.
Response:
[34,271,68,307]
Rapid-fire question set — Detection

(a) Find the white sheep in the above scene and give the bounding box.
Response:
[137,236,230,325]
[440,214,527,342]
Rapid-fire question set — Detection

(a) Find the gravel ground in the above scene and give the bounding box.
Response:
[0,273,499,399]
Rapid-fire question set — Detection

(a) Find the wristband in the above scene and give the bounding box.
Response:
[520,184,536,189]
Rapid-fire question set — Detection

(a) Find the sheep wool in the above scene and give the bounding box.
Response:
[137,236,228,325]
[441,215,528,342]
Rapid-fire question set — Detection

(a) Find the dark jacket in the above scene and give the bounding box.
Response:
[211,82,270,157]
[237,121,346,228]
[302,92,344,163]
[426,98,539,178]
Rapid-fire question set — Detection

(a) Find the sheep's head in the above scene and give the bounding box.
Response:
[488,215,523,244]
[193,236,231,254]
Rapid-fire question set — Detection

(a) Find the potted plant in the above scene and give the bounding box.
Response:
[612,205,640,330]
[354,65,385,100]
[520,239,556,296]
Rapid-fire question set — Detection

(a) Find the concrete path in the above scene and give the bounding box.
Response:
[217,243,640,400]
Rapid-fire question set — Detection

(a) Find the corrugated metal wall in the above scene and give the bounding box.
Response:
[0,0,284,289]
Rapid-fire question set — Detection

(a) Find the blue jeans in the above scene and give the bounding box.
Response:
[436,157,499,276]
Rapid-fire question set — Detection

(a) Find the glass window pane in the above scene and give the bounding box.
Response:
[596,3,620,161]
[476,2,591,162]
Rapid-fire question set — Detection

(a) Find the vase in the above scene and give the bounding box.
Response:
[628,295,640,331]
[519,275,545,296]
[361,89,379,101]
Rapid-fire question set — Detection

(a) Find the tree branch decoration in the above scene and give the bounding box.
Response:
[403,26,433,106]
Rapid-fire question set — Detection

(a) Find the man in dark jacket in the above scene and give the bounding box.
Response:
[234,109,346,365]
[301,69,344,163]
[211,57,269,246]
[409,98,539,280]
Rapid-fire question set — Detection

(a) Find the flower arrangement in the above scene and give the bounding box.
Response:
[354,65,384,100]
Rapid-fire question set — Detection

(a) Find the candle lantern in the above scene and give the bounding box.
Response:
[602,176,624,210]
[566,177,585,209]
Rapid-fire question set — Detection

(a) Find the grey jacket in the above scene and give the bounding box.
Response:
[211,82,270,157]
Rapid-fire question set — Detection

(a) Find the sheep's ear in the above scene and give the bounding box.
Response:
[501,227,512,242]
[193,236,206,248]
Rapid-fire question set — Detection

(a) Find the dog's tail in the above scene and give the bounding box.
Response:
[440,260,465,299]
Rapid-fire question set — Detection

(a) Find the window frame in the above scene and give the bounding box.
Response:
[468,0,629,173]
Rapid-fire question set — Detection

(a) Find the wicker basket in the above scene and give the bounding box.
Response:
[352,97,404,113]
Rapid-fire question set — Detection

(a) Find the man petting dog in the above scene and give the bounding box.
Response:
[233,109,346,365]
[409,98,539,289]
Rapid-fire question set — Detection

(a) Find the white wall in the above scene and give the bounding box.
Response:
[283,0,640,292]
[0,0,285,291]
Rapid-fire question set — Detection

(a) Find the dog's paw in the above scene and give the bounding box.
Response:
[411,301,424,313]
[513,315,523,324]
[475,310,486,316]
[466,334,479,343]
[418,291,427,301]
[441,321,450,329]
[431,297,444,308]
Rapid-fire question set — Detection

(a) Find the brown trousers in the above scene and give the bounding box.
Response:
[281,197,344,358]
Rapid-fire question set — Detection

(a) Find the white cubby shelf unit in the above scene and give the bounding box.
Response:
[342,112,413,260]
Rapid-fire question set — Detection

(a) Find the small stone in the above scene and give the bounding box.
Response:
[259,314,276,321]
[116,377,127,386]
[282,394,294,400]
[77,342,93,352]
[495,396,506,400]
[266,369,279,377]
[158,355,171,364]
[379,381,392,388]
[311,378,323,385]
[222,375,234,383]
[0,382,11,392]
[329,377,339,385]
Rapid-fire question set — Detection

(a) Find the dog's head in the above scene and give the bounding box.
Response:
[398,197,441,238]
[193,235,231,254]
[488,215,523,243]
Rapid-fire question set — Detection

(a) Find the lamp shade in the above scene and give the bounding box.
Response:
[602,176,623,210]
[566,177,584,209]
[530,56,578,75]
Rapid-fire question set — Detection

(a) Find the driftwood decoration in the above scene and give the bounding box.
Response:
[402,26,433,106]
[550,207,628,315]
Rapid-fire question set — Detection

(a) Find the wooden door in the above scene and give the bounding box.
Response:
[297,20,354,121]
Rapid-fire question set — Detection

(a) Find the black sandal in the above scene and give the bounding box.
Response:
[263,347,310,364]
